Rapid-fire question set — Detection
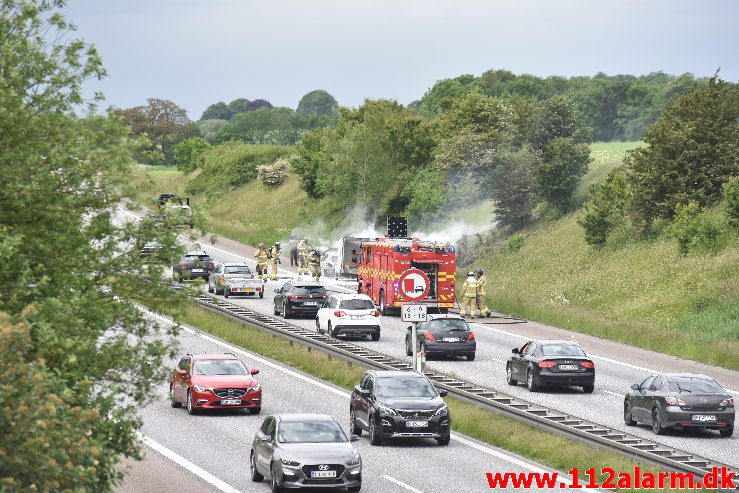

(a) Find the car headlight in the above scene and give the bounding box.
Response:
[377,404,397,416]
[193,385,211,392]
[433,405,448,416]
[247,383,261,393]
[281,458,300,467]
[346,454,361,467]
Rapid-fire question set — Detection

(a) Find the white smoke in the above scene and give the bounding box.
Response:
[411,220,492,246]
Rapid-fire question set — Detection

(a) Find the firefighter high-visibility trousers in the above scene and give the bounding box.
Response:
[310,264,321,281]
[298,255,307,275]
[270,260,279,280]
[256,263,268,279]
[476,295,489,316]
[460,296,477,317]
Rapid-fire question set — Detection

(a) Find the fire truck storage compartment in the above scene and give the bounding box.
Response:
[410,261,437,300]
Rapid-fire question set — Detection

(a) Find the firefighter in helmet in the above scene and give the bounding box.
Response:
[459,271,479,318]
[307,248,322,281]
[475,268,491,318]
[268,242,281,281]
[297,237,309,275]
[254,242,269,282]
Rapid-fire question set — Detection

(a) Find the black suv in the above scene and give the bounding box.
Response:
[350,370,450,446]
[173,250,215,282]
[273,281,327,318]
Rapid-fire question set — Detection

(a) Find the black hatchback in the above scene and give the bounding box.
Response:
[273,281,327,318]
[405,314,476,361]
[507,339,595,393]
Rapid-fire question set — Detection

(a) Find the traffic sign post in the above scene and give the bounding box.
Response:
[402,303,428,373]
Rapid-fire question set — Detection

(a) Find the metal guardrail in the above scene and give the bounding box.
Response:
[192,292,738,490]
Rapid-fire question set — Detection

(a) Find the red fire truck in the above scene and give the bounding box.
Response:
[349,237,457,315]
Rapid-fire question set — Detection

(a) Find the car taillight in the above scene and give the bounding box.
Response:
[179,262,189,269]
[538,361,557,368]
[207,262,214,269]
[665,396,687,406]
[370,310,380,317]
[334,310,346,317]
[580,361,595,369]
[423,331,436,342]
[287,295,295,300]
[467,332,475,341]
[720,398,734,407]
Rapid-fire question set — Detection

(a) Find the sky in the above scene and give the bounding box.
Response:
[64,0,739,120]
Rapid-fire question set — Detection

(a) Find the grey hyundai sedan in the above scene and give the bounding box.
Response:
[250,413,362,492]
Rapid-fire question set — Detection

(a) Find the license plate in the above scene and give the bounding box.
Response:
[239,288,254,292]
[559,365,579,371]
[311,471,336,478]
[692,415,716,422]
[220,399,241,406]
[350,315,364,320]
[191,269,204,273]
[442,337,460,342]
[304,302,317,306]
[406,420,428,428]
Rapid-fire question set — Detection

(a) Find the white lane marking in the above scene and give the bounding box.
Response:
[382,475,424,493]
[138,432,240,493]
[492,358,506,363]
[470,322,739,395]
[602,390,622,398]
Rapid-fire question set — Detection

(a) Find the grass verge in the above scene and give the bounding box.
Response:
[175,304,707,492]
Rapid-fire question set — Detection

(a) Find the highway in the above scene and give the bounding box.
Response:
[128,309,568,493]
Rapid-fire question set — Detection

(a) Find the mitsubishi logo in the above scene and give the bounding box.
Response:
[228,389,234,394]
[318,465,330,471]
[700,398,707,404]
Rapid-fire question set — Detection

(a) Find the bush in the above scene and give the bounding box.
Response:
[538,137,591,212]
[174,136,211,174]
[258,158,290,187]
[671,202,723,255]
[578,168,630,247]
[723,176,739,229]
[507,233,525,252]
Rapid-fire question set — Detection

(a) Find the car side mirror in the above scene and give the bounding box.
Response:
[260,435,272,443]
[250,369,260,376]
[438,389,448,397]
[631,383,640,390]
[350,434,360,442]
[359,389,371,398]
[512,348,520,354]
[407,325,413,331]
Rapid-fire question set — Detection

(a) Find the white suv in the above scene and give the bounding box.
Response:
[316,293,381,340]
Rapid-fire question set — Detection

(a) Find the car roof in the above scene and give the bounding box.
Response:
[185,250,208,256]
[332,293,372,300]
[189,353,240,361]
[222,262,250,267]
[371,370,426,379]
[273,413,335,422]
[661,373,715,380]
[427,313,465,321]
[528,339,577,345]
[290,281,323,287]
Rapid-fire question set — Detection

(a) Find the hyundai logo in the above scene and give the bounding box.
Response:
[318,465,330,471]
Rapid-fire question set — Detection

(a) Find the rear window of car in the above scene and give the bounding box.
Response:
[428,318,469,331]
[186,255,212,262]
[225,265,251,274]
[668,378,724,394]
[540,344,585,357]
[339,299,374,310]
[293,286,326,295]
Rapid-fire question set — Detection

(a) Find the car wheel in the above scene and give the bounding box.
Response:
[347,485,362,493]
[208,282,214,293]
[379,290,387,316]
[350,408,362,436]
[651,408,664,435]
[371,331,380,341]
[169,384,182,408]
[270,463,282,493]
[582,384,594,393]
[247,407,261,415]
[283,303,291,319]
[466,352,476,361]
[369,416,383,446]
[526,369,538,392]
[186,390,198,415]
[224,288,229,298]
[720,428,734,437]
[273,303,279,316]
[405,338,412,356]
[177,271,183,283]
[250,451,264,482]
[624,401,636,426]
[328,322,336,338]
[436,433,450,446]
[506,364,518,385]
[259,292,264,298]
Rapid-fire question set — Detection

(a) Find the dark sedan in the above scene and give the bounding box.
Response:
[173,250,215,282]
[624,373,734,437]
[507,339,595,393]
[273,281,327,319]
[405,314,476,361]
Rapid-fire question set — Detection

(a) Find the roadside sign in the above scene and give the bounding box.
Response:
[398,268,429,302]
[402,303,427,322]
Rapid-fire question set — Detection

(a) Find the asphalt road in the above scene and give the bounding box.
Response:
[128,311,567,493]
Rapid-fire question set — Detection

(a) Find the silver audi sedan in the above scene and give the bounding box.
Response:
[250,413,362,492]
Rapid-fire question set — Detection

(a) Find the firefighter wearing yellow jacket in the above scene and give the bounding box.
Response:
[254,243,269,282]
[476,268,491,318]
[459,271,479,318]
[268,242,281,281]
[307,249,321,281]
[297,238,309,275]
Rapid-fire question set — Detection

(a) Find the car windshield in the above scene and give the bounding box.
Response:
[293,286,325,295]
[339,299,375,310]
[668,378,724,394]
[376,377,437,398]
[186,255,212,263]
[428,319,469,331]
[277,420,347,443]
[193,359,247,375]
[540,344,585,357]
[225,265,251,274]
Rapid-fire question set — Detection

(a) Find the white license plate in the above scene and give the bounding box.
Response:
[406,420,428,428]
[692,415,717,422]
[559,365,579,371]
[350,315,364,320]
[304,302,317,305]
[221,399,241,406]
[191,269,204,272]
[442,337,460,342]
[311,471,336,478]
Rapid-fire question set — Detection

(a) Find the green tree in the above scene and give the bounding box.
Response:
[538,137,591,211]
[627,76,739,227]
[539,95,592,146]
[723,176,739,229]
[198,118,228,142]
[228,97,251,114]
[218,107,298,145]
[578,168,630,246]
[291,128,332,199]
[174,136,211,173]
[296,90,339,116]
[489,147,541,229]
[247,98,273,111]
[0,2,184,489]
[200,101,234,120]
